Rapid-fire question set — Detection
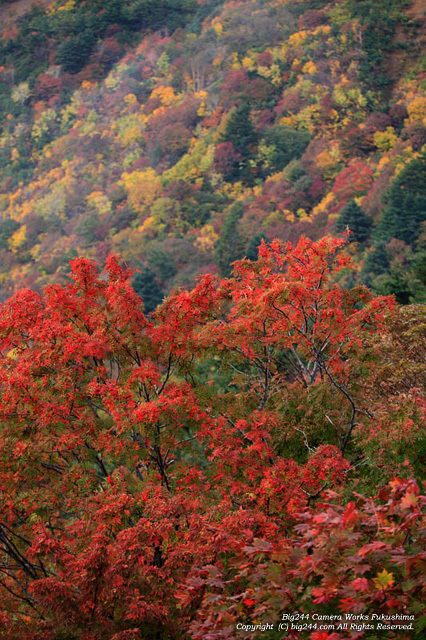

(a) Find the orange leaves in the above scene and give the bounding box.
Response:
[0,240,422,638]
[400,490,419,510]
[374,569,394,590]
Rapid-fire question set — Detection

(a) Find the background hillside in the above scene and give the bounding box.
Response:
[0,0,425,307]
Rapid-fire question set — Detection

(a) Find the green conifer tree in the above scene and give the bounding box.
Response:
[362,243,390,281]
[216,202,245,276]
[57,30,96,75]
[220,103,258,182]
[132,267,164,313]
[245,233,267,261]
[336,200,373,243]
[374,154,426,247]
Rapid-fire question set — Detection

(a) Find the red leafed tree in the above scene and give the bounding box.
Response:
[33,74,64,102]
[187,478,425,640]
[214,141,242,178]
[0,238,423,639]
[331,162,374,211]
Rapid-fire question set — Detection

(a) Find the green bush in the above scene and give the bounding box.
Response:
[261,125,310,172]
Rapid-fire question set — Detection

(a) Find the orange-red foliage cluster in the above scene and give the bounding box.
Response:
[0,236,423,638]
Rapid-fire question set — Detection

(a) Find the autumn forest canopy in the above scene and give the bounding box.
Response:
[0,0,425,638]
[0,0,424,303]
[0,237,424,639]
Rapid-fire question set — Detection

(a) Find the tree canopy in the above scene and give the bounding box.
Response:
[0,236,424,638]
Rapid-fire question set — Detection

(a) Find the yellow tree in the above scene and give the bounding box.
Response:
[120,168,162,216]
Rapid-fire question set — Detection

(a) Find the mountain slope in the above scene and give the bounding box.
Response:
[0,0,425,304]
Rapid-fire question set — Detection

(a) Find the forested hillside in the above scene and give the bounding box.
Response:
[0,2,425,638]
[0,0,425,305]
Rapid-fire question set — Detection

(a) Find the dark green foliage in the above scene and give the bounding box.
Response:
[125,0,197,32]
[371,268,412,304]
[0,217,19,250]
[286,161,306,184]
[176,184,226,228]
[187,0,225,35]
[125,0,167,30]
[413,250,426,286]
[287,0,328,18]
[245,233,267,261]
[222,103,258,156]
[371,265,426,304]
[148,248,177,283]
[262,125,311,173]
[363,243,426,304]
[216,202,245,276]
[56,31,96,74]
[220,103,258,182]
[374,154,426,247]
[363,243,390,279]
[362,154,426,301]
[194,355,235,395]
[336,200,373,243]
[346,0,406,89]
[133,268,164,313]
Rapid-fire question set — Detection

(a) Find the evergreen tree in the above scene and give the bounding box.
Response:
[126,0,197,31]
[362,243,390,281]
[220,103,257,182]
[216,202,245,276]
[57,30,96,75]
[336,200,373,243]
[0,217,19,250]
[374,154,426,247]
[347,0,400,89]
[245,233,267,261]
[373,269,413,305]
[222,103,257,156]
[148,248,177,283]
[363,243,426,303]
[262,125,311,173]
[413,250,426,287]
[132,267,164,313]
